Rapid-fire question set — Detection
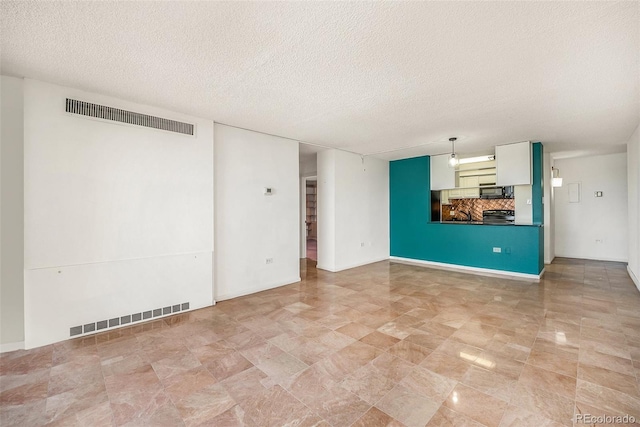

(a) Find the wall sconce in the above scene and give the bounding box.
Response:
[552,167,563,187]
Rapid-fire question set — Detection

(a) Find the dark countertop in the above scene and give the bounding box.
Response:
[442,220,485,225]
[437,220,543,227]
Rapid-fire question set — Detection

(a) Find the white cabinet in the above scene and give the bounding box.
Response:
[460,175,480,199]
[478,174,496,186]
[448,183,478,199]
[496,141,531,186]
[458,176,480,198]
[446,175,481,199]
[441,190,450,205]
[430,154,455,190]
[457,160,496,189]
[463,187,480,198]
[459,176,479,188]
[448,188,463,198]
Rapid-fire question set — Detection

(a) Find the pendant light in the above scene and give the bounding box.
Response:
[448,137,459,167]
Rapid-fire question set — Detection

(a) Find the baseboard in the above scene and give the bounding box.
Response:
[544,256,555,265]
[553,253,628,263]
[390,256,542,282]
[215,277,301,302]
[317,256,390,273]
[0,341,25,354]
[628,266,640,293]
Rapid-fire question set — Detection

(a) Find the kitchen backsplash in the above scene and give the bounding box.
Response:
[442,198,516,221]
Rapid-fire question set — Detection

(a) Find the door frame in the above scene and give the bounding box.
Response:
[300,175,317,259]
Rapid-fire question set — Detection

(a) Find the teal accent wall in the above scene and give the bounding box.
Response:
[532,142,543,225]
[531,142,545,273]
[390,154,544,275]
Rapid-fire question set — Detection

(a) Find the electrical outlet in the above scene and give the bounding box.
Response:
[595,239,603,244]
[266,258,274,264]
[360,242,365,247]
[493,247,502,253]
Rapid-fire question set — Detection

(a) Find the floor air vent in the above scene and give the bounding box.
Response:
[65,98,194,135]
[70,302,190,337]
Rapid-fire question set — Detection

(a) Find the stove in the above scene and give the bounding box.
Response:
[482,209,515,224]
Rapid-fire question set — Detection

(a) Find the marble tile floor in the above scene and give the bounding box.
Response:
[2,257,640,426]
[306,238,317,262]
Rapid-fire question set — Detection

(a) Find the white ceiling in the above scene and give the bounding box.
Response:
[1,1,638,160]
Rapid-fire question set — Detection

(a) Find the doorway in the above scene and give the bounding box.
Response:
[305,179,317,261]
[299,142,321,267]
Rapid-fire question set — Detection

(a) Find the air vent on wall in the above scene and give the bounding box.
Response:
[65,98,194,135]
[70,302,190,337]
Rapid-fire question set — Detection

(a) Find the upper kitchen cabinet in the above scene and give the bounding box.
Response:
[496,141,531,186]
[430,154,455,190]
[458,160,496,186]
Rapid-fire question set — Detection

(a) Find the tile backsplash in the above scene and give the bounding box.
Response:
[442,198,515,221]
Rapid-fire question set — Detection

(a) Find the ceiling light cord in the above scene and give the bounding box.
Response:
[448,137,459,167]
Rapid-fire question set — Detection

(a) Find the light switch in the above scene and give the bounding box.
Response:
[594,191,603,197]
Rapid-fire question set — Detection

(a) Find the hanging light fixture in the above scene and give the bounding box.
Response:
[552,166,563,187]
[448,137,459,168]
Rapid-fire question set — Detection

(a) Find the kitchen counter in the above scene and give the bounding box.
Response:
[437,220,542,227]
[441,220,484,225]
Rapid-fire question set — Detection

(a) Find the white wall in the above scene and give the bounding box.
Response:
[300,153,317,177]
[317,150,337,269]
[543,151,555,264]
[627,124,639,289]
[22,79,214,348]
[554,152,628,262]
[214,124,300,300]
[0,76,25,350]
[514,185,533,225]
[317,149,389,272]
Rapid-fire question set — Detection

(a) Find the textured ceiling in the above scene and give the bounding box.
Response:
[1,1,638,160]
